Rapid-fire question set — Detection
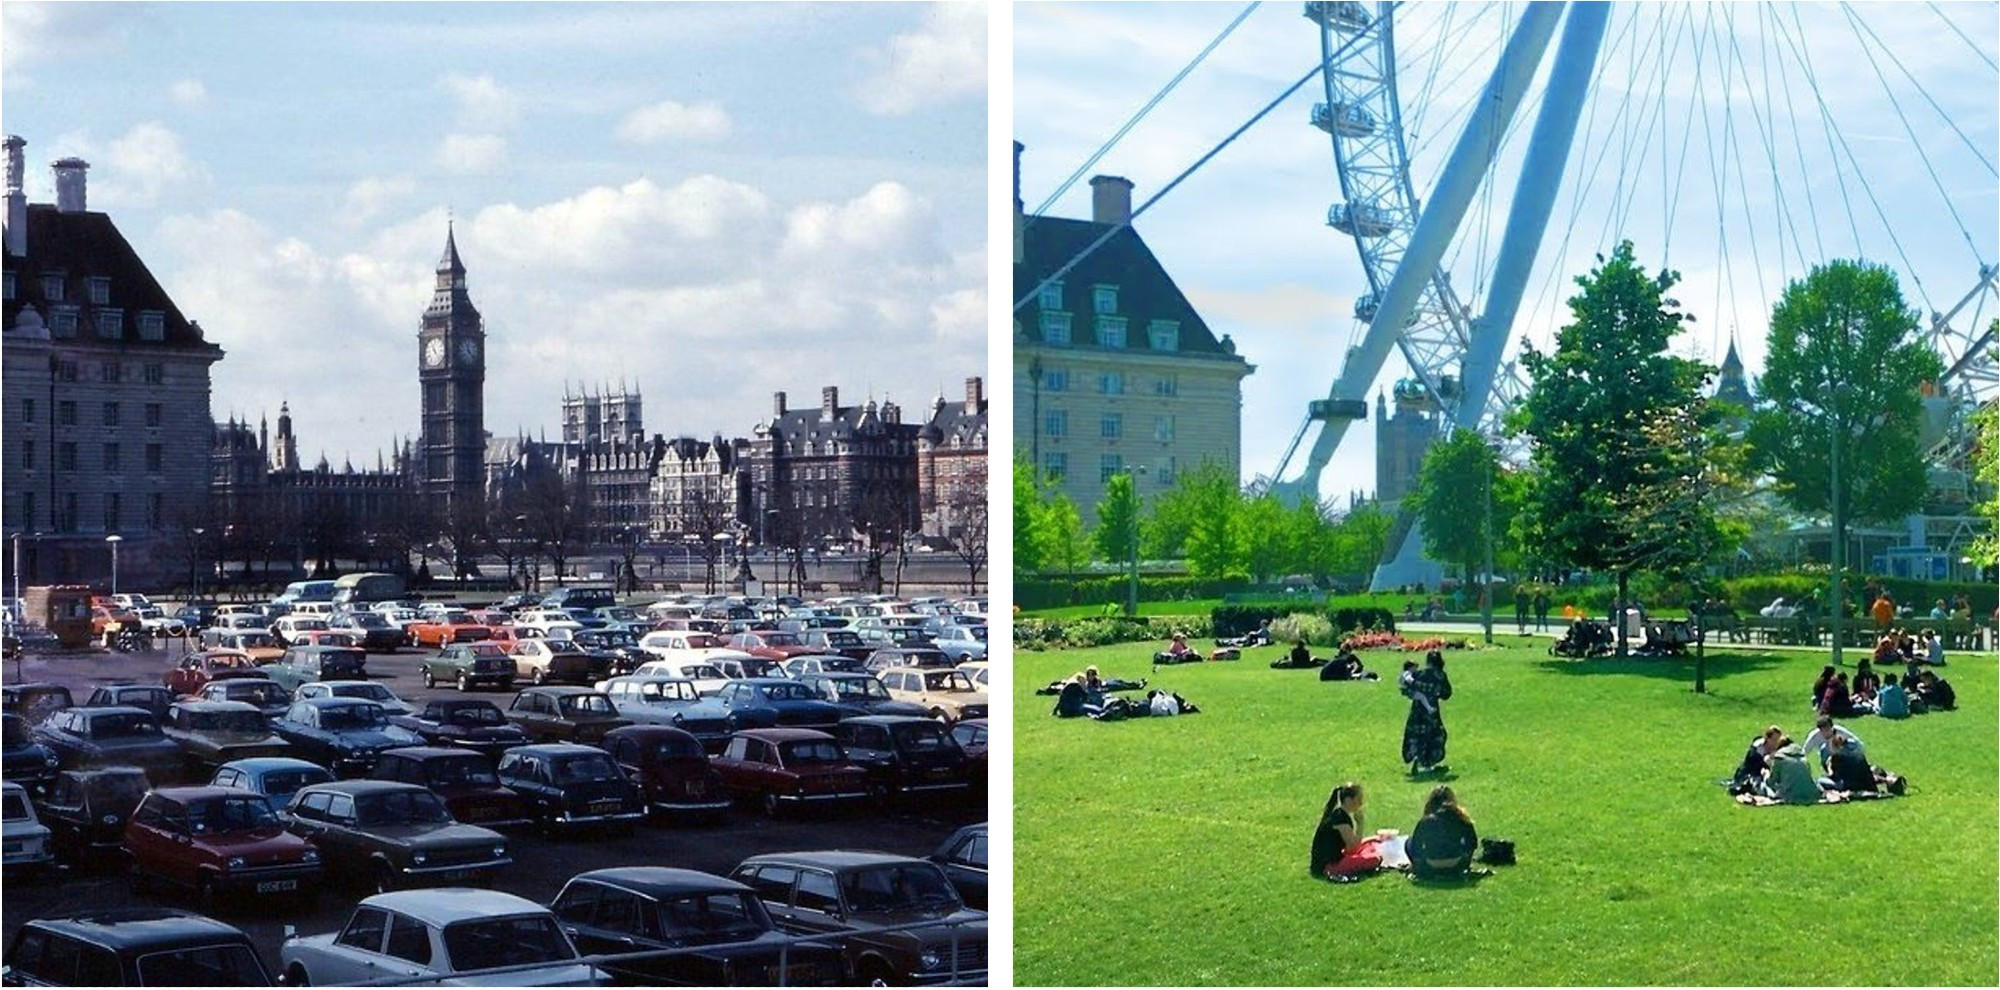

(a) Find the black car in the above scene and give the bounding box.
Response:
[571,629,648,676]
[283,780,510,892]
[270,698,422,777]
[326,611,403,652]
[794,673,930,718]
[2,908,273,985]
[81,685,176,722]
[831,716,975,800]
[732,851,987,986]
[1,713,61,791]
[31,707,184,782]
[387,698,530,760]
[550,867,844,986]
[495,743,645,835]
[35,767,152,866]
[928,823,988,910]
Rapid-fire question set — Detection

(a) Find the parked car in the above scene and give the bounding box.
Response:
[387,698,531,760]
[948,718,988,759]
[283,780,511,892]
[263,645,368,694]
[279,888,597,987]
[930,624,987,663]
[271,697,422,777]
[270,615,342,648]
[162,650,263,698]
[209,757,336,813]
[800,628,873,661]
[2,683,75,726]
[193,677,292,719]
[727,630,817,662]
[36,767,150,866]
[196,629,286,664]
[601,725,731,819]
[405,611,494,649]
[512,608,586,640]
[326,611,404,652]
[509,639,613,687]
[831,715,975,799]
[709,729,870,817]
[629,658,732,695]
[712,679,850,732]
[568,628,646,675]
[3,779,54,873]
[32,706,184,781]
[494,743,646,834]
[82,684,176,722]
[956,661,990,692]
[794,673,931,718]
[927,822,988,909]
[174,602,220,631]
[551,867,844,986]
[417,641,514,694]
[125,786,322,905]
[731,850,987,986]
[781,654,867,677]
[596,676,733,749]
[294,680,416,717]
[3,908,273,986]
[370,747,531,828]
[878,667,988,723]
[505,687,630,745]
[862,647,954,675]
[160,701,292,770]
[2,712,61,791]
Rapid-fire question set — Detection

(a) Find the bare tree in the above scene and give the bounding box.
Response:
[520,470,591,587]
[852,476,916,594]
[945,461,989,594]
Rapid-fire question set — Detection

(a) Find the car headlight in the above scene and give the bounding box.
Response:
[411,850,428,865]
[920,949,942,970]
[301,849,319,863]
[492,843,506,858]
[227,857,247,869]
[43,755,58,767]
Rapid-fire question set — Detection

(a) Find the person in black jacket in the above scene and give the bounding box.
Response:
[1407,785,1479,879]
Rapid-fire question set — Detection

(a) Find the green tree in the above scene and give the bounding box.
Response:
[1093,472,1141,565]
[1012,453,1046,575]
[1038,490,1091,583]
[1240,494,1290,583]
[1405,430,1504,588]
[1182,476,1244,582]
[1515,241,1718,657]
[1969,394,1998,568]
[1329,502,1394,581]
[1143,462,1238,559]
[1286,497,1340,584]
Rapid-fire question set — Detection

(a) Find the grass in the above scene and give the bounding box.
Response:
[1014,635,1998,986]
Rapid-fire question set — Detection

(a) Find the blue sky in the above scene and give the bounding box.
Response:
[1015,1,1999,499]
[4,1,988,464]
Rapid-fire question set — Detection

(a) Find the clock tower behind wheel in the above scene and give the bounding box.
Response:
[417,223,486,515]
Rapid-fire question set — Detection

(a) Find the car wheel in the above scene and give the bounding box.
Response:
[760,791,782,818]
[423,668,437,689]
[532,667,546,686]
[457,671,471,693]
[285,964,311,987]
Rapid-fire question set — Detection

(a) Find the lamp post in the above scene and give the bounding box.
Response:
[191,528,205,600]
[1481,442,1495,645]
[105,534,124,597]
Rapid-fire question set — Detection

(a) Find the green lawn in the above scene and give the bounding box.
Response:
[1014,637,1998,986]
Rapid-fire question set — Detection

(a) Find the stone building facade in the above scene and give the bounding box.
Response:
[917,377,988,542]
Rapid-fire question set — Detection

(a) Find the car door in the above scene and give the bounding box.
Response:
[739,865,804,931]
[316,906,391,985]
[936,830,987,908]
[787,869,852,934]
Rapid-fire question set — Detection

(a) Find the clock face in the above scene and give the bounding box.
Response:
[458,338,479,363]
[424,338,445,368]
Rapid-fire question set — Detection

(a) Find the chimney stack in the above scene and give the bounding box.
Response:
[965,376,984,412]
[773,391,787,417]
[52,157,88,213]
[4,136,24,258]
[822,386,839,415]
[1090,174,1133,226]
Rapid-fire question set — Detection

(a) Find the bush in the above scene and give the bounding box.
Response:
[1015,614,1213,651]
[1330,607,1398,635]
[1269,612,1335,647]
[1210,604,1296,637]
[1016,574,1252,611]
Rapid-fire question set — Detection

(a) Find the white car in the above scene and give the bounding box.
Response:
[637,630,755,665]
[371,603,423,631]
[933,623,989,662]
[1,781,53,872]
[280,888,600,987]
[214,612,273,635]
[957,660,991,690]
[111,593,156,612]
[514,609,585,639]
[1759,598,1799,619]
[293,680,415,716]
[130,605,188,638]
[628,659,731,696]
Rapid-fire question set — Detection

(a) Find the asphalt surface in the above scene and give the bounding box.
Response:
[1,638,985,979]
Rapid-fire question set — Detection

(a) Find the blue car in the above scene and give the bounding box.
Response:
[711,679,849,732]
[270,698,422,777]
[1,713,61,791]
[209,756,337,812]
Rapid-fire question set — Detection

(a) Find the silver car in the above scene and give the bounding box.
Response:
[280,888,601,986]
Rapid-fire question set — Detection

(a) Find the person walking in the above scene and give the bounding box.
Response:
[1533,588,1551,632]
[1401,651,1454,774]
[1514,587,1530,635]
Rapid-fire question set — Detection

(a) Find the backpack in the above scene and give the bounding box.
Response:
[1477,838,1516,865]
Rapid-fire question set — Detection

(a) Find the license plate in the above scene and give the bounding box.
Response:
[255,879,298,893]
[467,805,495,819]
[434,868,476,881]
[589,800,620,813]
[687,780,706,797]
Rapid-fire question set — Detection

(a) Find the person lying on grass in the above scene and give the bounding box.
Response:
[1407,785,1480,880]
[1311,781,1392,880]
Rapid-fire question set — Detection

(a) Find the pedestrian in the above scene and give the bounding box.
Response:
[1401,651,1453,774]
[1514,586,1530,635]
[1533,588,1550,632]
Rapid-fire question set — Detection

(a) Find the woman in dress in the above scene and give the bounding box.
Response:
[1309,781,1385,879]
[1401,651,1453,774]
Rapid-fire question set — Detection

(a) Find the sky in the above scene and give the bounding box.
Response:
[3,1,989,466]
[1015,1,2000,500]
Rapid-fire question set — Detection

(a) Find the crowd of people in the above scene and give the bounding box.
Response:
[1728,716,1908,803]
[1810,643,1955,718]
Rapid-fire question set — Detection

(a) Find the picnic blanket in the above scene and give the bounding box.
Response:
[1734,789,1902,807]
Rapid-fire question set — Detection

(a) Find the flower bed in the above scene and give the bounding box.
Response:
[1338,631,1471,652]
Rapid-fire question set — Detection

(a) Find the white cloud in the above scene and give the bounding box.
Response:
[169,79,207,107]
[435,133,506,174]
[853,1,987,116]
[614,100,733,144]
[45,122,208,208]
[341,176,417,226]
[439,73,521,132]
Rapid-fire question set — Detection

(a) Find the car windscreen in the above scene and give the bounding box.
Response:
[85,773,148,808]
[823,631,861,645]
[556,694,615,717]
[657,892,772,943]
[442,914,577,972]
[761,683,816,701]
[967,626,988,642]
[333,683,394,703]
[354,788,451,826]
[891,723,951,751]
[136,942,270,987]
[839,864,961,914]
[260,768,333,798]
[319,704,387,729]
[552,753,620,783]
[229,682,288,705]
[2,791,28,820]
[444,705,505,726]
[683,634,726,649]
[779,740,845,764]
[764,632,804,646]
[187,795,281,833]
[680,664,723,681]
[233,632,279,648]
[639,681,698,703]
[349,613,390,629]
[922,672,975,692]
[426,756,500,787]
[650,736,705,760]
[90,713,161,738]
[830,678,890,700]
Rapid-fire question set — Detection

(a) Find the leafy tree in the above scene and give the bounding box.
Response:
[1182,475,1244,582]
[944,460,988,593]
[1013,453,1047,575]
[1515,241,1718,656]
[1240,494,1290,583]
[1093,472,1141,565]
[1286,497,1340,584]
[1329,502,1394,581]
[1970,394,1998,568]
[1143,462,1236,559]
[1038,491,1091,583]
[1405,430,1504,588]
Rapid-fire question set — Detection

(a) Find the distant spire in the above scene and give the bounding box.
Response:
[437,220,465,275]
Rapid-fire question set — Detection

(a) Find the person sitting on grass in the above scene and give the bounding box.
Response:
[1819,672,1859,718]
[1311,781,1387,880]
[1875,674,1910,719]
[1731,726,1789,795]
[1900,672,1930,714]
[1819,734,1878,794]
[1870,634,1901,668]
[1271,638,1320,669]
[1801,715,1865,772]
[1320,645,1372,681]
[1763,743,1823,805]
[1851,659,1881,706]
[1922,629,1946,666]
[1811,665,1838,708]
[1916,670,1955,711]
[1153,632,1197,665]
[1052,676,1093,718]
[1407,785,1480,880]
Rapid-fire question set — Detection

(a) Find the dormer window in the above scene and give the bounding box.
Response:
[1038,280,1063,310]
[49,307,79,338]
[88,277,111,305]
[1096,316,1127,349]
[1148,320,1180,351]
[137,312,165,341]
[95,309,123,340]
[1040,310,1072,346]
[40,275,64,301]
[1092,285,1118,314]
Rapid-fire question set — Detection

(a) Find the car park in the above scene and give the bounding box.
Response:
[512,608,586,639]
[279,888,598,987]
[508,638,612,687]
[193,677,292,719]
[709,728,870,816]
[294,679,417,717]
[712,678,850,731]
[3,908,274,986]
[2,712,62,791]
[927,822,988,909]
[630,658,732,695]
[3,780,54,873]
[162,649,264,697]
[596,675,733,748]
[494,743,646,834]
[125,786,322,906]
[550,867,845,986]
[878,667,988,723]
[32,706,184,781]
[800,628,873,661]
[832,715,976,799]
[568,627,646,674]
[160,701,293,770]
[930,624,988,662]
[209,757,336,812]
[271,697,422,777]
[728,630,817,661]
[270,615,337,648]
[3,683,76,726]
[387,698,531,760]
[83,684,177,722]
[601,725,731,819]
[731,850,987,986]
[263,645,368,694]
[404,610,493,649]
[370,747,531,828]
[504,686,630,745]
[283,780,511,892]
[794,672,932,718]
[421,641,517,692]
[36,767,151,866]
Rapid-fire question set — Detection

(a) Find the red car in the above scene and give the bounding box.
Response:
[125,785,323,905]
[162,649,264,697]
[727,630,817,661]
[601,725,731,820]
[368,747,532,828]
[709,728,870,817]
[405,611,493,649]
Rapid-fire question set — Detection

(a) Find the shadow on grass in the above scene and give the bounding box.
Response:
[1532,649,1794,684]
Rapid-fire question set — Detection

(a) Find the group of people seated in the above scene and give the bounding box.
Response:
[1154,632,1239,664]
[1265,640,1378,681]
[1873,628,1948,668]
[1812,660,1954,718]
[1217,620,1276,650]
[1729,717,1907,802]
[1048,666,1196,720]
[1310,781,1487,881]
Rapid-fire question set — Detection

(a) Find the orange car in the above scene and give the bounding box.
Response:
[405,611,494,649]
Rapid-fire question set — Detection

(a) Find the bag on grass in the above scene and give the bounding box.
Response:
[1477,838,1516,866]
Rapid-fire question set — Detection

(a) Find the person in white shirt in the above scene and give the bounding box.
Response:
[1799,715,1864,771]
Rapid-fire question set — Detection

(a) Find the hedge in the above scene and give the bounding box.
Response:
[1016,615,1213,651]
[1014,574,1251,611]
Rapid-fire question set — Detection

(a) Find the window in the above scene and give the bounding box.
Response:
[40,275,64,301]
[146,444,163,473]
[1043,451,1067,480]
[99,362,123,384]
[19,399,32,423]
[336,908,389,952]
[102,402,120,427]
[1093,284,1118,314]
[20,440,33,470]
[56,493,76,532]
[49,308,77,338]
[1100,414,1122,439]
[1038,280,1063,310]
[1159,456,1179,486]
[145,403,162,427]
[2,271,13,300]
[88,277,110,305]
[143,364,164,384]
[138,311,165,340]
[54,359,77,382]
[383,913,433,965]
[1155,375,1178,397]
[1098,372,1124,395]
[1042,367,1068,392]
[18,493,32,531]
[104,493,120,532]
[1100,453,1125,483]
[1149,320,1181,351]
[795,871,841,914]
[1155,415,1176,442]
[57,400,77,425]
[1039,310,1072,345]
[1096,316,1127,349]
[95,309,122,339]
[1043,409,1067,438]
[103,444,120,472]
[56,443,76,471]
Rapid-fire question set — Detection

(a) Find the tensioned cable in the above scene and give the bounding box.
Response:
[1776,7,1864,258]
[1027,1,1262,222]
[1855,6,1996,177]
[1400,1,1465,156]
[1926,1,1998,73]
[1405,6,1514,170]
[1663,3,1719,265]
[1719,3,1771,358]
[1703,4,1744,360]
[1768,2,1826,263]
[1615,4,1690,253]
[1745,2,1807,279]
[1015,16,1386,313]
[1838,2,1984,260]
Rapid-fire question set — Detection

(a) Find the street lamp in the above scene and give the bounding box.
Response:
[191,528,206,600]
[105,535,124,597]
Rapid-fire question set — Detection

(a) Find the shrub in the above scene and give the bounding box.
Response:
[1330,607,1398,634]
[1014,615,1212,651]
[1269,612,1335,647]
[1016,574,1252,611]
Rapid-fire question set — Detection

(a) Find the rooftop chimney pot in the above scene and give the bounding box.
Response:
[52,157,89,213]
[773,391,787,417]
[822,386,839,414]
[1090,174,1134,226]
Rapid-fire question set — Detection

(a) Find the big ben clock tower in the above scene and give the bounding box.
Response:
[417,223,486,513]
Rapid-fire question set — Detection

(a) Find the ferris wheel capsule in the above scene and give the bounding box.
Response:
[1303,1,1372,33]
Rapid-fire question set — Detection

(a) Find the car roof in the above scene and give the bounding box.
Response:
[838,715,936,727]
[147,785,255,802]
[518,685,602,696]
[285,645,364,655]
[602,725,700,743]
[217,756,326,775]
[295,779,426,797]
[738,849,929,871]
[169,700,260,714]
[571,867,750,899]
[24,908,256,951]
[68,705,155,719]
[354,887,550,926]
[734,727,835,743]
[378,745,487,761]
[509,742,608,757]
[293,696,379,710]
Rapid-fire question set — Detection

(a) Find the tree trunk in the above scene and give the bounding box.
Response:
[1615,570,1630,658]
